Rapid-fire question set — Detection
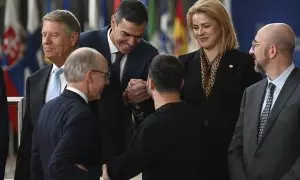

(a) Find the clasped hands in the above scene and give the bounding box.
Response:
[123,79,151,105]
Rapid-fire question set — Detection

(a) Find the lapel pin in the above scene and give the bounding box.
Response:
[229,64,234,68]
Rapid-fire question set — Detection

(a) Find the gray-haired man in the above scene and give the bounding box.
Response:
[31,47,108,180]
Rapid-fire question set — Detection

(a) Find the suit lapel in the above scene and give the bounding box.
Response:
[38,65,52,104]
[121,45,149,90]
[213,52,228,91]
[31,65,52,124]
[189,51,206,99]
[210,50,235,98]
[258,68,300,146]
[99,27,112,65]
[247,79,267,151]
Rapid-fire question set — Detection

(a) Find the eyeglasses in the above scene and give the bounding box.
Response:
[251,40,261,50]
[91,69,110,79]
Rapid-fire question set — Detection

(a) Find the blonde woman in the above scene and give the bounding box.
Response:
[179,0,262,179]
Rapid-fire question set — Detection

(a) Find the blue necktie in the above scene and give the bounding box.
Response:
[46,68,64,102]
[257,83,276,143]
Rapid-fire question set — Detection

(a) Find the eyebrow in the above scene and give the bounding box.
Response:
[121,30,143,38]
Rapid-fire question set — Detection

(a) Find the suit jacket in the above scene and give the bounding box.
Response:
[15,65,52,180]
[79,27,158,162]
[0,69,9,180]
[179,49,262,180]
[228,67,300,180]
[107,102,201,180]
[31,90,100,180]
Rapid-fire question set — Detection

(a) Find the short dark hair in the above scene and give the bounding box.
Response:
[115,0,148,25]
[148,55,184,93]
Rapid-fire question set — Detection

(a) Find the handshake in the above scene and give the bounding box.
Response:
[123,79,151,105]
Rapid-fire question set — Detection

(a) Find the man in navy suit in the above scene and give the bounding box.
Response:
[31,47,108,180]
[15,10,81,180]
[0,68,9,180]
[79,0,159,167]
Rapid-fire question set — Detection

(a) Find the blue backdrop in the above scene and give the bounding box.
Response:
[232,0,300,66]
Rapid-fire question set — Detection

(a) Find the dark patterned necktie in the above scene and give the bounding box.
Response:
[257,82,276,143]
[110,51,124,84]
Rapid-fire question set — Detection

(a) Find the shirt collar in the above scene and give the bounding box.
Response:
[66,86,88,103]
[267,63,295,90]
[107,28,119,54]
[51,64,65,74]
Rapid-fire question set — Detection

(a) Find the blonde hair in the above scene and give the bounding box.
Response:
[43,10,81,36]
[187,0,238,54]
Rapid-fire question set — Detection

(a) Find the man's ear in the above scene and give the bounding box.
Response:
[269,44,279,59]
[70,32,79,47]
[147,78,155,91]
[86,71,93,84]
[111,15,116,28]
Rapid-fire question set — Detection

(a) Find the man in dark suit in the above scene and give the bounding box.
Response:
[31,47,108,180]
[15,10,81,180]
[102,55,201,180]
[79,0,158,165]
[228,23,300,180]
[0,68,9,180]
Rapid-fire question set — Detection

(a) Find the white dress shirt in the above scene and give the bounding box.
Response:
[261,63,295,112]
[107,28,128,81]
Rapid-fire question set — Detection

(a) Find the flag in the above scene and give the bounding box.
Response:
[25,0,43,71]
[159,0,174,54]
[1,0,42,132]
[173,0,188,56]
[114,0,122,12]
[2,0,23,95]
[99,0,109,28]
[88,0,99,29]
[147,0,160,48]
[1,0,23,132]
[139,0,149,41]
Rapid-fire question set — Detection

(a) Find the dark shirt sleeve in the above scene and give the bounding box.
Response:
[0,69,9,180]
[48,113,98,180]
[131,48,158,126]
[107,118,164,179]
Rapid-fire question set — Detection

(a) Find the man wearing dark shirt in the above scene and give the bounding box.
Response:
[102,55,201,180]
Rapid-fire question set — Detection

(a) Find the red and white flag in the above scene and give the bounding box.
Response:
[2,0,22,71]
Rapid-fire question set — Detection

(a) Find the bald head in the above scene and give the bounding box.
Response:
[64,47,108,83]
[258,23,295,54]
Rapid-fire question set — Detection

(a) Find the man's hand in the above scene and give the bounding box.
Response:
[102,164,110,180]
[125,79,151,104]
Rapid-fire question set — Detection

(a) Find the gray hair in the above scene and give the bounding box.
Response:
[64,47,104,83]
[42,9,81,36]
